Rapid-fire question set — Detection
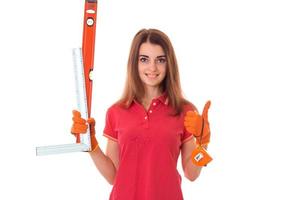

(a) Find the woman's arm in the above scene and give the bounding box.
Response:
[89,137,119,185]
[181,139,207,181]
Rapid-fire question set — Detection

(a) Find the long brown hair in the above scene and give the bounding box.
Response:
[117,28,189,115]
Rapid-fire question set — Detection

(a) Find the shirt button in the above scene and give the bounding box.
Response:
[149,110,152,113]
[153,102,156,106]
[144,116,148,120]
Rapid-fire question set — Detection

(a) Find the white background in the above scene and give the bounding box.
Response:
[0,0,299,199]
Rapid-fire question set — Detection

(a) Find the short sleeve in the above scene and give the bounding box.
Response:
[181,130,193,144]
[103,106,118,142]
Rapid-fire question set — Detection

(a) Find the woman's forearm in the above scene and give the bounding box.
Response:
[184,160,202,181]
[183,144,208,181]
[89,147,117,185]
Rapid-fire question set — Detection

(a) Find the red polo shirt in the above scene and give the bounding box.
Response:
[103,94,196,200]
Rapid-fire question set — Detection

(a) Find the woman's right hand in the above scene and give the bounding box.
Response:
[71,110,98,151]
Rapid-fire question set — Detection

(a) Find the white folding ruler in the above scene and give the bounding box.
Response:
[36,48,91,156]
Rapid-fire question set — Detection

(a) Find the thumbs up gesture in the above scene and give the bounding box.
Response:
[184,101,211,145]
[184,101,212,166]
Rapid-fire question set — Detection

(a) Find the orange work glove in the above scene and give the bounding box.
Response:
[184,100,212,166]
[71,110,98,151]
[184,100,211,145]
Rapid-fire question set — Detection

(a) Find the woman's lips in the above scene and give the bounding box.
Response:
[145,73,159,78]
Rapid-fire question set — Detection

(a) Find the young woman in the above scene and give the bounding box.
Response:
[71,28,211,200]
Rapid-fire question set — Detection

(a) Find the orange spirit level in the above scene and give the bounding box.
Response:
[76,0,98,143]
[82,0,97,117]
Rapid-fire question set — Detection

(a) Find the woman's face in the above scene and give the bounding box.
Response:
[138,42,167,90]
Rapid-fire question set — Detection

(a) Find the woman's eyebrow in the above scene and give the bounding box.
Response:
[139,55,149,58]
[139,55,166,58]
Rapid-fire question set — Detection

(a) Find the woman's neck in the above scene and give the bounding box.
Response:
[141,87,163,110]
[144,87,163,100]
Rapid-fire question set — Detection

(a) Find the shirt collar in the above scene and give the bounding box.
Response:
[133,91,169,106]
[155,91,169,105]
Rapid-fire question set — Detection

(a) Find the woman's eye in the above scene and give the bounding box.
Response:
[157,58,166,63]
[140,57,148,63]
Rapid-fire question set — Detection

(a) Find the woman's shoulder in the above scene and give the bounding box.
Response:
[106,102,122,112]
[106,101,128,113]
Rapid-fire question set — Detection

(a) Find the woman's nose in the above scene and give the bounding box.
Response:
[148,59,157,71]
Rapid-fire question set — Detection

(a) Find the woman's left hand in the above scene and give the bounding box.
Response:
[184,100,211,145]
